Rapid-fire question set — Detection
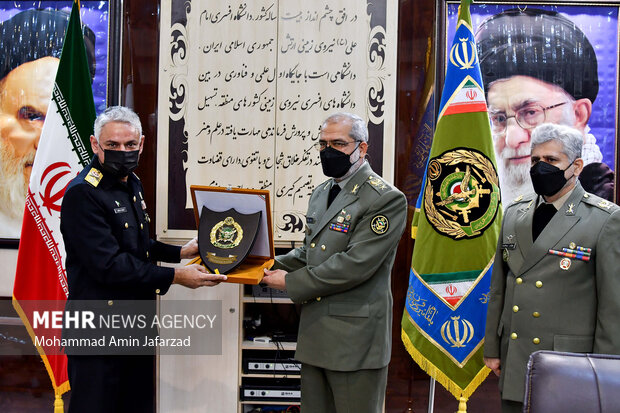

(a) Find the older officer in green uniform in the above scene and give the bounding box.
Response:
[484,123,620,413]
[263,112,407,413]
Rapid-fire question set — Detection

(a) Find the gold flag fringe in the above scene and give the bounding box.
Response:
[401,329,490,402]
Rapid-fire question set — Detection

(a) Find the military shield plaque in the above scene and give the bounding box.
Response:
[198,206,262,274]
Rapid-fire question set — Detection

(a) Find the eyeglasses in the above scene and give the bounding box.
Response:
[489,102,568,134]
[313,140,360,151]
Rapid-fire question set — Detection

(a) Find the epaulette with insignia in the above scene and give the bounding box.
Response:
[367,175,388,193]
[582,192,619,213]
[84,167,103,187]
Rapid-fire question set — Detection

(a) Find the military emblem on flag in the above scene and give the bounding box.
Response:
[425,148,500,239]
[401,0,501,410]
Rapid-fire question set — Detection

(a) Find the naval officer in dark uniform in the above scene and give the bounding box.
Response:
[263,112,407,413]
[484,123,620,413]
[60,106,226,413]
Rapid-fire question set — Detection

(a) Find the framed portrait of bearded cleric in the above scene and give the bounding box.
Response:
[441,1,619,206]
[0,1,117,246]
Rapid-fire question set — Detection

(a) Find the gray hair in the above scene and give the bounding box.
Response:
[531,123,582,162]
[94,106,142,142]
[321,112,368,143]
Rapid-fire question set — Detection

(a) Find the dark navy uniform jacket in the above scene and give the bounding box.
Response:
[60,157,180,301]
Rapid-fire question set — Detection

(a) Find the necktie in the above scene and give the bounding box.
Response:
[532,203,556,241]
[327,183,341,207]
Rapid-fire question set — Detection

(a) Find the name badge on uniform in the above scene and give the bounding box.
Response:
[501,243,516,250]
[114,207,127,214]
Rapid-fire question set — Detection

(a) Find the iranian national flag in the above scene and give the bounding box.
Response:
[401,0,502,411]
[12,1,95,410]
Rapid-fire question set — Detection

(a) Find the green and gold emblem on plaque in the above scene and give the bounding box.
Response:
[210,216,244,249]
[198,206,262,274]
[424,148,500,240]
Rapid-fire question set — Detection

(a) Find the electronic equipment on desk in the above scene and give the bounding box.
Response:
[246,405,300,413]
[243,357,301,374]
[241,384,301,402]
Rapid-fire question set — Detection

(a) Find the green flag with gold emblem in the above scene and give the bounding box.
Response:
[401,0,502,408]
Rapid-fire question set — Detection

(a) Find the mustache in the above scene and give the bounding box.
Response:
[23,149,36,166]
[500,145,530,159]
[0,143,31,219]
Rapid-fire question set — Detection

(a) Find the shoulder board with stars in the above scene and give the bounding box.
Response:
[582,192,618,213]
[366,175,388,193]
[84,167,103,187]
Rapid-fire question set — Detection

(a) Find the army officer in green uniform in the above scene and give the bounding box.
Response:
[484,123,620,413]
[263,112,407,413]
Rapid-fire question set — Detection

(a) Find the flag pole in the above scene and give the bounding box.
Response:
[428,377,436,413]
[404,360,415,412]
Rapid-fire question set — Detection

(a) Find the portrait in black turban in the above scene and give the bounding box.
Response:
[475,8,598,103]
[0,9,98,238]
[475,7,613,202]
[0,8,96,81]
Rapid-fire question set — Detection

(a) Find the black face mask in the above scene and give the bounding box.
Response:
[530,160,574,197]
[99,147,140,178]
[320,145,360,178]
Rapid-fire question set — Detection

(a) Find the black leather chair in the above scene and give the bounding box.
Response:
[523,350,620,413]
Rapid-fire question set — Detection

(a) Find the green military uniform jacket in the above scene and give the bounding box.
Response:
[275,162,407,371]
[484,183,620,402]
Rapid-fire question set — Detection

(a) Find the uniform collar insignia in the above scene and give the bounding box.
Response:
[523,199,534,211]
